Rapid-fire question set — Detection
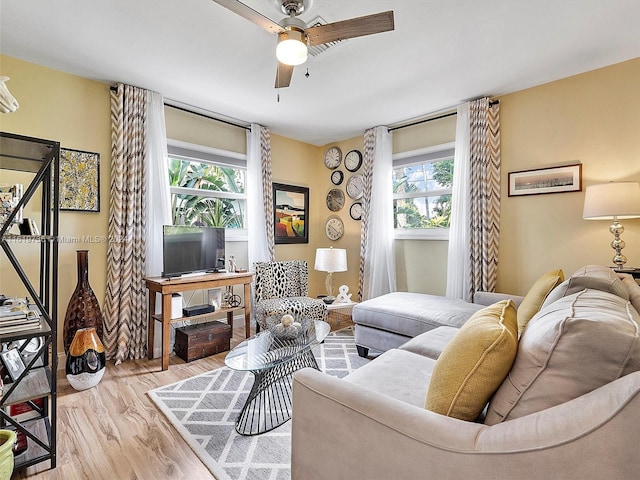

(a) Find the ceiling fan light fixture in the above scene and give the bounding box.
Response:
[276,28,308,66]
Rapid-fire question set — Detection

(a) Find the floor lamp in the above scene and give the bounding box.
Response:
[583,182,640,269]
[314,247,347,303]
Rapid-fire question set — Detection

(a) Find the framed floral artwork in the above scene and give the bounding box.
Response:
[60,148,100,212]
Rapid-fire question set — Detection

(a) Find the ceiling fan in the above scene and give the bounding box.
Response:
[212,0,395,88]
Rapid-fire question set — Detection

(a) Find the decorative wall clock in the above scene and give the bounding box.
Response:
[344,149,363,172]
[325,216,344,240]
[331,170,344,185]
[346,174,364,199]
[324,146,342,169]
[326,188,345,212]
[350,202,363,221]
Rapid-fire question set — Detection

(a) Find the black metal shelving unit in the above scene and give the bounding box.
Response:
[0,131,58,472]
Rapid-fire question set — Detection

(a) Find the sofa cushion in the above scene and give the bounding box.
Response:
[542,264,629,309]
[517,269,565,334]
[399,326,460,360]
[425,300,518,421]
[352,292,484,338]
[485,288,640,425]
[344,348,437,408]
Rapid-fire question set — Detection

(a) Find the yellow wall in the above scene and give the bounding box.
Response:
[497,57,640,294]
[311,137,363,299]
[271,133,318,268]
[0,55,111,353]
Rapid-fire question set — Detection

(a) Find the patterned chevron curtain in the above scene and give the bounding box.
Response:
[446,97,500,300]
[104,83,149,364]
[469,98,500,298]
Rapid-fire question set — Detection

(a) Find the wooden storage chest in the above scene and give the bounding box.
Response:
[175,321,231,362]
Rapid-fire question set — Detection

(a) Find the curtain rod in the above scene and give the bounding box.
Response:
[108,85,250,131]
[389,111,456,132]
[389,99,500,132]
[164,103,251,131]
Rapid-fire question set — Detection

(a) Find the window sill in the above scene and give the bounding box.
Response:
[394,228,450,241]
[225,229,248,242]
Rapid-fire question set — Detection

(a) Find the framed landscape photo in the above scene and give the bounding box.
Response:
[60,148,100,212]
[273,183,309,244]
[508,164,582,197]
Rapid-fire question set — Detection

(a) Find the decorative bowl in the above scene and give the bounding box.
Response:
[265,314,311,340]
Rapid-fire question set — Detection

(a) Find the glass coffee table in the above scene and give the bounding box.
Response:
[225,319,331,435]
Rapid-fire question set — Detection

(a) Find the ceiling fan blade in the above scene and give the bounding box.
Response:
[275,62,294,88]
[212,0,283,34]
[306,10,394,46]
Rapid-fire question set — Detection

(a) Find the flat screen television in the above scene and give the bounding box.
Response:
[162,225,225,278]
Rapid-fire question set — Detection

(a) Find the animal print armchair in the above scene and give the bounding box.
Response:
[253,260,327,330]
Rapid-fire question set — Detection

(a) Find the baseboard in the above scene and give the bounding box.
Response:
[57,351,66,371]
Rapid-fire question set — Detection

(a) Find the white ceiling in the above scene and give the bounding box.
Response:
[2,0,640,145]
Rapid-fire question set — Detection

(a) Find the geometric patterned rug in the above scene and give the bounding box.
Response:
[147,327,370,480]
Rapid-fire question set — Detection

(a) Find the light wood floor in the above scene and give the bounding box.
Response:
[14,324,255,480]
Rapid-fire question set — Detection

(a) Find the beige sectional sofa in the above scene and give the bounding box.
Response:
[291,265,640,479]
[352,289,525,357]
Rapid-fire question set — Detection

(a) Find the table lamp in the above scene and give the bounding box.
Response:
[583,181,640,269]
[314,247,347,302]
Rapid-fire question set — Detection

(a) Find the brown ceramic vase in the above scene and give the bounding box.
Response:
[63,250,104,353]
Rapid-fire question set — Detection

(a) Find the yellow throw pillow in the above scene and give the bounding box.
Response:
[425,300,518,421]
[517,269,564,334]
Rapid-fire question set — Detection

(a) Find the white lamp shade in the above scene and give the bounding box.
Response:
[583,182,640,220]
[314,248,347,273]
[276,29,308,66]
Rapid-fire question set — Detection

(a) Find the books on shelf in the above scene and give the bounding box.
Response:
[8,397,46,422]
[0,307,40,334]
[0,304,25,315]
[0,305,27,319]
[0,304,35,317]
[0,312,27,322]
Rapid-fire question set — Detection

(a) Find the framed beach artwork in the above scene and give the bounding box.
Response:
[508,164,582,197]
[60,148,100,212]
[273,183,309,244]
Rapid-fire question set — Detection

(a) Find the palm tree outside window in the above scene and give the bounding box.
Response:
[167,140,247,234]
[392,142,454,239]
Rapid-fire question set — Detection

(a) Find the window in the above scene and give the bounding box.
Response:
[167,139,247,240]
[392,142,454,240]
